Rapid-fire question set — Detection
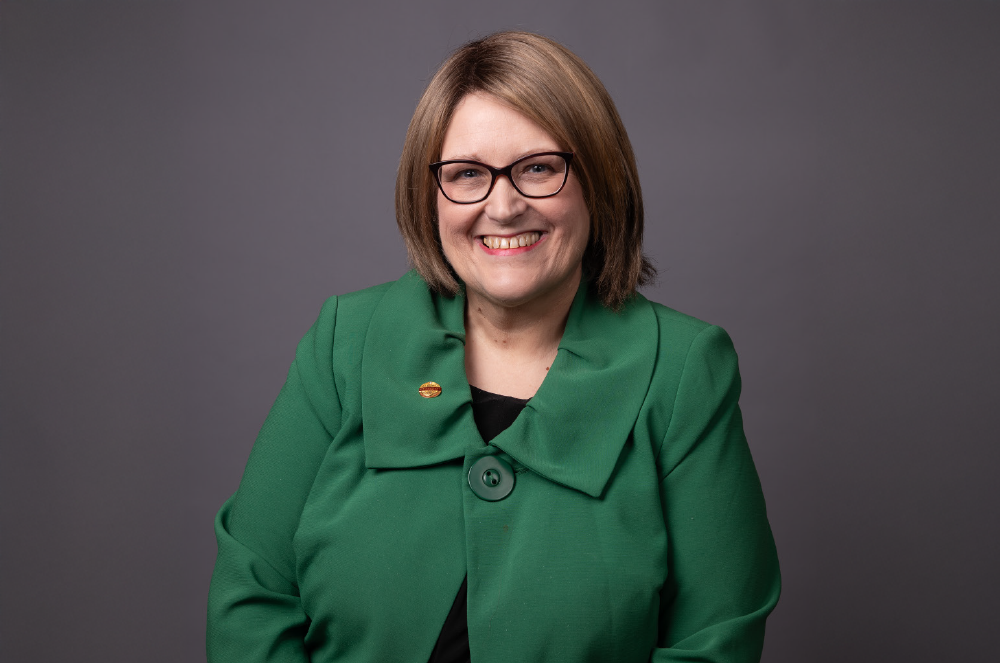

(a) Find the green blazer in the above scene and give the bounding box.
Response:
[207,271,780,662]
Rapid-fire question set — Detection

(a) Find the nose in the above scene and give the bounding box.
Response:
[483,174,527,223]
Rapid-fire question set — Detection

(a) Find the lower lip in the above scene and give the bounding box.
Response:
[479,234,547,256]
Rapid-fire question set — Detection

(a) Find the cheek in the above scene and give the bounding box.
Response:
[437,214,460,251]
[435,208,469,266]
[437,202,481,246]
[565,205,591,251]
[560,182,591,245]
[436,196,461,234]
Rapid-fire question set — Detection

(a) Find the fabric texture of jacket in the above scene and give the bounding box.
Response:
[207,270,781,662]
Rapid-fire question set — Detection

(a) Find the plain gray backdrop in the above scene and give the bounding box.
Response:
[2,1,998,661]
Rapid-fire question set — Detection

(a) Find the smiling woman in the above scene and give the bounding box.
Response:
[207,31,780,663]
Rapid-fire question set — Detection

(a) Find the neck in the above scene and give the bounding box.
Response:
[463,269,582,399]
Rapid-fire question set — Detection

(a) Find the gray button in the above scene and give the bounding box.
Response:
[468,455,515,501]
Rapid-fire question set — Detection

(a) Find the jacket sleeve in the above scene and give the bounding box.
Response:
[207,297,342,662]
[652,325,781,663]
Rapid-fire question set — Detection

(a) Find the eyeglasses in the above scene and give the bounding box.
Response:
[429,152,574,204]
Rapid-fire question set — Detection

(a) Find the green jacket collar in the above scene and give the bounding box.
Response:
[361,271,658,498]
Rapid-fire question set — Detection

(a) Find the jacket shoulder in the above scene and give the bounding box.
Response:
[644,298,714,344]
[641,297,739,377]
[335,279,396,317]
[634,297,743,469]
[309,278,394,338]
[643,297,739,360]
[317,276,415,412]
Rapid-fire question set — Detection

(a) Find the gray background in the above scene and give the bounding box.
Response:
[2,1,998,661]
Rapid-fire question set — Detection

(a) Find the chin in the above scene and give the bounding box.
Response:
[466,264,582,309]
[480,286,538,308]
[477,275,567,309]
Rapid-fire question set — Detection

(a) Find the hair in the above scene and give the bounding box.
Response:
[395,31,654,310]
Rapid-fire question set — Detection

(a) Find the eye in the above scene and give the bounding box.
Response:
[440,163,489,184]
[515,155,564,182]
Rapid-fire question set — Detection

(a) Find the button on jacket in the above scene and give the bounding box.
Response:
[207,270,781,662]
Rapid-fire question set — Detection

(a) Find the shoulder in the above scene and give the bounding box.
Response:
[318,278,397,326]
[306,273,417,344]
[301,272,435,402]
[569,288,739,389]
[647,299,710,340]
[625,296,742,468]
[633,294,738,365]
[649,300,741,414]
[337,278,397,313]
[293,274,406,377]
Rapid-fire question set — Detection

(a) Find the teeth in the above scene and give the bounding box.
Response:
[482,232,540,250]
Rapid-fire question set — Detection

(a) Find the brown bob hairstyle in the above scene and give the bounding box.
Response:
[395,31,654,310]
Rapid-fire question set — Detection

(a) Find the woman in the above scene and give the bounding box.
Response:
[208,31,780,662]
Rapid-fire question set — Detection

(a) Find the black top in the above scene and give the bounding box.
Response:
[467,385,530,445]
[427,386,529,663]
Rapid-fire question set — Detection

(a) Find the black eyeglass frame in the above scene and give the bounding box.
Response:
[429,151,575,204]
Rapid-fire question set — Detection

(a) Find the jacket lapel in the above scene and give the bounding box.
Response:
[361,271,658,498]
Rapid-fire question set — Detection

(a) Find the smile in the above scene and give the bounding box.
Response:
[480,232,542,250]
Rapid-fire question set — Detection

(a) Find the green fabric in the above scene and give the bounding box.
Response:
[207,270,780,662]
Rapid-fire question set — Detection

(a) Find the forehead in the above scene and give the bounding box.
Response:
[440,93,560,162]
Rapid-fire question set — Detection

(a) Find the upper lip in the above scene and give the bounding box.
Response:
[477,230,544,238]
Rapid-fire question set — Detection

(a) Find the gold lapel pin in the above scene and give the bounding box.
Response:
[418,381,442,398]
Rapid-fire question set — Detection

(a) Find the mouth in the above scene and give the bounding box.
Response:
[480,231,542,250]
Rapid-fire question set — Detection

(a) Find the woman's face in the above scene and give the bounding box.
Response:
[436,93,590,311]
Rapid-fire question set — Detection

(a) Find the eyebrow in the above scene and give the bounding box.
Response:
[438,149,561,164]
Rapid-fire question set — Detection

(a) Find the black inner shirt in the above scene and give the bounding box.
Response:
[426,385,529,663]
